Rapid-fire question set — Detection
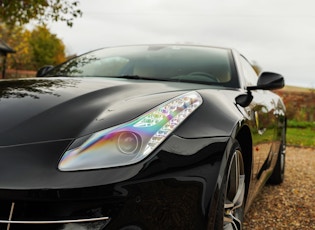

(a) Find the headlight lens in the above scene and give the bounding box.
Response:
[58,91,203,171]
[117,132,140,154]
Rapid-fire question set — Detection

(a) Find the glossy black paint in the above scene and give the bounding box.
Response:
[0,78,239,145]
[0,78,198,145]
[248,71,285,90]
[0,45,286,229]
[0,136,228,229]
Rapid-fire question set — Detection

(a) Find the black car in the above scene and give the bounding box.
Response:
[0,44,286,230]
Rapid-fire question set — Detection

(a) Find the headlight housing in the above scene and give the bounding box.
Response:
[58,91,203,171]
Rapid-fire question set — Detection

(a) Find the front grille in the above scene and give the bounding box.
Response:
[0,201,110,230]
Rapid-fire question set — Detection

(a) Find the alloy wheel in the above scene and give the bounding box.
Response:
[223,150,245,230]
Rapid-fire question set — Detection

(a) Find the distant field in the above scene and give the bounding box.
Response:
[280,85,314,92]
[275,85,314,120]
[276,85,315,147]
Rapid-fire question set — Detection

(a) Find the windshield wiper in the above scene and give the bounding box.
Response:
[114,75,169,81]
[115,75,143,79]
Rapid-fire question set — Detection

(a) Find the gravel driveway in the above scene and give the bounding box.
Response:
[244,147,315,229]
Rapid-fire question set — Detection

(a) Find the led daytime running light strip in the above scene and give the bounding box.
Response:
[141,93,202,154]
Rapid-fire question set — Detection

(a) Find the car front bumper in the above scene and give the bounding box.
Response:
[0,136,229,230]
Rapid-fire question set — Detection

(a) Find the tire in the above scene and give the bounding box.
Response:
[268,138,286,185]
[215,141,246,230]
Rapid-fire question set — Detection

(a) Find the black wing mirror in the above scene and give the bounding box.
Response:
[248,72,285,90]
[36,65,54,77]
[236,72,285,107]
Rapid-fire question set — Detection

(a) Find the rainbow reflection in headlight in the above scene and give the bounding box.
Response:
[58,91,203,171]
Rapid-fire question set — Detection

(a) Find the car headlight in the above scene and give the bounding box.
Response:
[58,91,203,171]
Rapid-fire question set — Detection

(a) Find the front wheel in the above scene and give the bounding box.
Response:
[215,141,246,230]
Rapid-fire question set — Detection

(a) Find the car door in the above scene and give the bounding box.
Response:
[239,56,276,180]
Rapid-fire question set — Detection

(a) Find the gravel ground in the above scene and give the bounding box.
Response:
[244,147,315,229]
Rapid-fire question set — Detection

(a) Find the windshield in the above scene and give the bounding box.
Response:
[47,45,238,87]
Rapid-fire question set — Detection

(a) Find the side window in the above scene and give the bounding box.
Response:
[240,56,258,87]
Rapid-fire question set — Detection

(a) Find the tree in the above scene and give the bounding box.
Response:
[0,24,33,70]
[0,24,66,71]
[29,26,66,69]
[6,26,33,69]
[0,0,82,28]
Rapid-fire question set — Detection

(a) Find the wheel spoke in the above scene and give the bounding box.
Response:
[233,175,245,210]
[223,213,242,230]
[224,150,245,230]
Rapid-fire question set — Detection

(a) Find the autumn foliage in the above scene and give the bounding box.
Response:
[0,0,81,77]
[275,87,315,122]
[0,24,66,71]
[0,0,82,28]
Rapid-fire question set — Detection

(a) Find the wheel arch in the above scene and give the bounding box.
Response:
[211,125,252,229]
[235,125,252,206]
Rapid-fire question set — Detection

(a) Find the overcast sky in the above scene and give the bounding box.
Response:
[46,0,315,88]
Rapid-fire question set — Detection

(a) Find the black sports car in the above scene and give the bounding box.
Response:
[0,45,286,230]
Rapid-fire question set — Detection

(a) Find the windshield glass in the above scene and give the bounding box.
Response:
[47,45,238,87]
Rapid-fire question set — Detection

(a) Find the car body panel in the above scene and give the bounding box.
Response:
[0,44,286,229]
[0,78,243,146]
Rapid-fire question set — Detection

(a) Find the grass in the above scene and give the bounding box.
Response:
[287,120,315,129]
[251,120,315,148]
[286,120,315,147]
[287,127,315,147]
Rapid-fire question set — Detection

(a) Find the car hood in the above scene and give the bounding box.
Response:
[0,77,209,146]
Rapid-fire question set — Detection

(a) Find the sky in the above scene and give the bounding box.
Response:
[44,0,315,88]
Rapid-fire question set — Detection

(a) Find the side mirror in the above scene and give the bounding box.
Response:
[235,92,253,107]
[236,72,285,107]
[248,72,285,90]
[36,65,54,77]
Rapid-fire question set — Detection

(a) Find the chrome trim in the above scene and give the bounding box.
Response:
[0,216,110,225]
[7,202,15,230]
